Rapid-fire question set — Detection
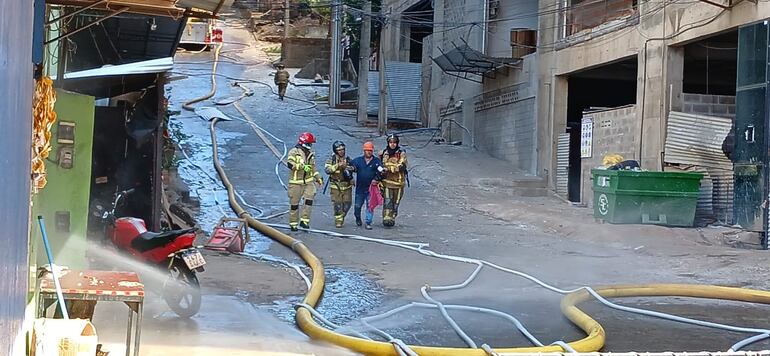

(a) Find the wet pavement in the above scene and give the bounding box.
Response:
[99,17,770,354]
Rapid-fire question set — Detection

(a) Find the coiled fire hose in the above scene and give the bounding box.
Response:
[181,40,770,355]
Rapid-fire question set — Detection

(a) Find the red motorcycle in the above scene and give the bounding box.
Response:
[97,188,205,318]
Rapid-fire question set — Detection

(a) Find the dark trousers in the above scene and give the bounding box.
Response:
[353,190,373,224]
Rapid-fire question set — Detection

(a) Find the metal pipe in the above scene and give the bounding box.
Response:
[37,216,69,319]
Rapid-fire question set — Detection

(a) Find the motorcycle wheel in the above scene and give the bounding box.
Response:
[162,259,202,318]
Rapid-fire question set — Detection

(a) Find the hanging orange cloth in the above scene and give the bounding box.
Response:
[31,76,57,193]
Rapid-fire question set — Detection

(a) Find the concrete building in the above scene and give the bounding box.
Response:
[536,1,770,229]
[380,0,770,230]
[379,0,540,175]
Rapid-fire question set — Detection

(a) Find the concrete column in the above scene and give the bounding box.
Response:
[549,75,569,188]
[462,95,475,147]
[666,46,685,113]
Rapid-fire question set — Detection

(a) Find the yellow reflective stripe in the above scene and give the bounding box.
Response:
[330,184,352,191]
[289,179,315,184]
[324,163,338,173]
[383,179,404,186]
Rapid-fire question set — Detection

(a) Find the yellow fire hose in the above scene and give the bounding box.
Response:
[183,42,770,354]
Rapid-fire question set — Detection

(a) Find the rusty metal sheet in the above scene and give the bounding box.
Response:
[45,0,185,18]
[40,270,145,299]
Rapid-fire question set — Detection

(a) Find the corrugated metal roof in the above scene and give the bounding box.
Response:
[367,61,422,122]
[195,107,232,121]
[665,111,734,224]
[58,57,174,79]
[664,111,732,170]
[46,0,186,17]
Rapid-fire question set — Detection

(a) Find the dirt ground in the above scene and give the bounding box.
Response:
[96,18,770,355]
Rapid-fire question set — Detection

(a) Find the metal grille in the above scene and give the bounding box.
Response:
[556,133,570,197]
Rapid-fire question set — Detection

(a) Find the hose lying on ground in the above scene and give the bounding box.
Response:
[181,38,770,355]
[209,116,770,354]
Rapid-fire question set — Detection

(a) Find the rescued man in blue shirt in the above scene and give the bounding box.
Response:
[349,141,382,230]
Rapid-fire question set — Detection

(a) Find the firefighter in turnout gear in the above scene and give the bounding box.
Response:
[324,141,354,228]
[274,63,290,100]
[379,134,408,227]
[286,132,323,231]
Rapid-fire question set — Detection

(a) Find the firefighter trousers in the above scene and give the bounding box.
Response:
[288,183,316,228]
[278,83,288,99]
[382,186,404,226]
[330,187,352,227]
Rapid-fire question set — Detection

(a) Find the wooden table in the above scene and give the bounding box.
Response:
[37,270,144,356]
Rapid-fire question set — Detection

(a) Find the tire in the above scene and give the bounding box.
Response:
[162,259,202,318]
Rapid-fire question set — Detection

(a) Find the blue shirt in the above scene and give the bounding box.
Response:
[350,155,382,194]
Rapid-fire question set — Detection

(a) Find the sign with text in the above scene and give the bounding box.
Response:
[581,117,593,158]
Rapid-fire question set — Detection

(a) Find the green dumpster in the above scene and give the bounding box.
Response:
[592,169,703,227]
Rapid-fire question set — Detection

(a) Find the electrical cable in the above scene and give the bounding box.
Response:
[183,28,770,356]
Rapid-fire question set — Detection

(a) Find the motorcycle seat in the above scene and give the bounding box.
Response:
[131,228,196,253]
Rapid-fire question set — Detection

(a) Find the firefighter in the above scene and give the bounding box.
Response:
[324,140,354,228]
[286,132,323,231]
[274,63,290,100]
[379,134,408,227]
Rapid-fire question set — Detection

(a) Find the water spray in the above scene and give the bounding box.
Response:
[37,215,69,319]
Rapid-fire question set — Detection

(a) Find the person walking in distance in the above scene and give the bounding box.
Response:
[349,142,382,230]
[274,63,290,100]
[324,141,354,228]
[380,134,408,227]
[286,132,323,231]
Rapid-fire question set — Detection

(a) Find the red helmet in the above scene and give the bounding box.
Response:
[298,132,316,145]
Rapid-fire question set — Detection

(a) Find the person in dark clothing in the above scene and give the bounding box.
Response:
[722,126,735,161]
[349,141,382,230]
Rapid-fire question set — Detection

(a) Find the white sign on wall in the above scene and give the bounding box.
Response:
[581,117,593,158]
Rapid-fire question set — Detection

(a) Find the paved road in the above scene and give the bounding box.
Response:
[110,20,770,354]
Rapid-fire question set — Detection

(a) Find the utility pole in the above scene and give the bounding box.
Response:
[282,0,290,62]
[377,9,388,135]
[356,1,371,123]
[329,0,341,108]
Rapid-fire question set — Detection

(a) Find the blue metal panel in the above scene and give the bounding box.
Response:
[32,0,45,65]
[0,0,34,353]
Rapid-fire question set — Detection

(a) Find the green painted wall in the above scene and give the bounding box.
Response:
[31,89,95,270]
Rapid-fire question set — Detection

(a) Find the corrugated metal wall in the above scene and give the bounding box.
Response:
[368,61,423,122]
[556,133,570,197]
[0,0,34,353]
[664,111,734,223]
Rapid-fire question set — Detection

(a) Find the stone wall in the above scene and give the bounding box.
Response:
[282,37,330,68]
[473,82,537,172]
[580,105,638,206]
[681,93,736,119]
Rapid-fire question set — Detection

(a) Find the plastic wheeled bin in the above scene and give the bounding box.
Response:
[592,169,703,227]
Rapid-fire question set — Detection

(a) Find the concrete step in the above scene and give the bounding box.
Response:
[475,177,549,197]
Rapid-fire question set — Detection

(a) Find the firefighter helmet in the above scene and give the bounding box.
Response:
[332,140,346,152]
[298,132,316,145]
[386,133,399,144]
